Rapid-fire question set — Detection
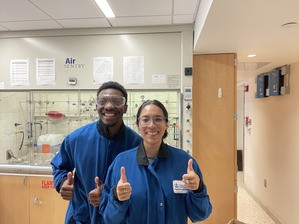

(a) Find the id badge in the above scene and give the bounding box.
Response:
[173,180,188,194]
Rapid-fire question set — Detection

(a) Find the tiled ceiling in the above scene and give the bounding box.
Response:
[0,0,200,31]
[1,0,299,72]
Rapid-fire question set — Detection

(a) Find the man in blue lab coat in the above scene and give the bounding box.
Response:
[51,81,141,223]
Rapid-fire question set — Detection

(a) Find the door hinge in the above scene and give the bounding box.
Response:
[234,59,238,67]
[234,113,238,120]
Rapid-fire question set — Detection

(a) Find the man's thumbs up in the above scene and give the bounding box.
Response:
[60,171,74,200]
[88,176,104,207]
[67,171,74,185]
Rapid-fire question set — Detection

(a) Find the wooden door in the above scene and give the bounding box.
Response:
[192,54,237,224]
[29,176,68,224]
[0,175,29,224]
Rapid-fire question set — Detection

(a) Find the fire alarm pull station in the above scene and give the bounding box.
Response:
[184,87,192,100]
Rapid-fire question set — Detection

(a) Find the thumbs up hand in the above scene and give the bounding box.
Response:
[116,167,132,201]
[60,171,74,200]
[182,159,201,190]
[88,176,104,207]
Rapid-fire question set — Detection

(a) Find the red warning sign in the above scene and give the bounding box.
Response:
[41,180,54,189]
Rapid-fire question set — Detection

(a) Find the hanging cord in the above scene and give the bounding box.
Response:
[15,123,25,150]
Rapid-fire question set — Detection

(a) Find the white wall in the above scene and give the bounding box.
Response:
[238,62,299,224]
[0,28,182,90]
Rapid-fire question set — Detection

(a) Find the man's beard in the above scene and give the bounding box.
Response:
[105,120,118,127]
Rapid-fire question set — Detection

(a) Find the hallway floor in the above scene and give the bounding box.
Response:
[237,172,277,224]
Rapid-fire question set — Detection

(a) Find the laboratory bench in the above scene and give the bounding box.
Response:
[0,164,52,175]
[0,163,68,224]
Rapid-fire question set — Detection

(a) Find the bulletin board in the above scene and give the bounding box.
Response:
[0,32,182,90]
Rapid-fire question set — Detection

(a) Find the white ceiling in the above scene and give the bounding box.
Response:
[1,0,299,71]
[195,0,299,71]
[0,0,199,30]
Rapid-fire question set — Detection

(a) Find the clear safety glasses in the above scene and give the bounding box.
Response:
[96,95,126,107]
[138,115,166,127]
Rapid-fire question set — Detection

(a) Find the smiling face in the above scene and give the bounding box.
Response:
[137,104,168,150]
[96,88,127,129]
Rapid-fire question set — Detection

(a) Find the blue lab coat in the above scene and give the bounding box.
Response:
[51,120,142,224]
[100,142,212,224]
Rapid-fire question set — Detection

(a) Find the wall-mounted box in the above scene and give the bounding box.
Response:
[280,65,291,95]
[269,70,281,96]
[256,65,291,98]
[256,73,268,98]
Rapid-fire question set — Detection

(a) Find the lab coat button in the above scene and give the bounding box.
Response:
[160,203,163,207]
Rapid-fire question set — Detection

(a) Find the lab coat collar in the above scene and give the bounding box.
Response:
[97,119,125,139]
[136,141,169,165]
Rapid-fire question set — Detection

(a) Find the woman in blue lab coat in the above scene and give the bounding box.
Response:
[100,99,212,224]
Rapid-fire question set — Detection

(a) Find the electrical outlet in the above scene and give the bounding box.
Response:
[264,179,267,188]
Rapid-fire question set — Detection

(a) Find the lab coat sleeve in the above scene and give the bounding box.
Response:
[186,162,212,222]
[100,161,131,224]
[51,136,74,192]
[186,184,212,222]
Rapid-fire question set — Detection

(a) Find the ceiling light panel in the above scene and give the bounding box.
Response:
[94,0,115,18]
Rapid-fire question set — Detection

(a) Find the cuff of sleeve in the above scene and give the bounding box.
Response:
[58,177,68,192]
[193,180,204,193]
[112,186,121,202]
